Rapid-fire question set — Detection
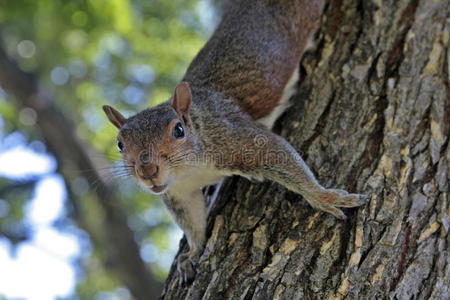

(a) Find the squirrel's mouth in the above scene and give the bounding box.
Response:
[149,184,168,194]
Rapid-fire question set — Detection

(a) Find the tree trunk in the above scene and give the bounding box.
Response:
[161,0,449,299]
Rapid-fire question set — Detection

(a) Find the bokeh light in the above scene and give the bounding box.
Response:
[0,0,215,298]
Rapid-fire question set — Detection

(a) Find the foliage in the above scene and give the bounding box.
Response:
[0,0,214,298]
[0,176,36,246]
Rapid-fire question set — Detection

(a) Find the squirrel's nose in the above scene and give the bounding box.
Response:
[136,163,159,180]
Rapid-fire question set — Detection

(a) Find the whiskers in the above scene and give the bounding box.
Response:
[100,162,135,180]
[164,145,197,169]
[77,161,135,193]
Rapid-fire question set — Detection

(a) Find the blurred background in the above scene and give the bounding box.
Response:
[0,0,216,299]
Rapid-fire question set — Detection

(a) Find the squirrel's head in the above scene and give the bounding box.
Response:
[102,82,197,195]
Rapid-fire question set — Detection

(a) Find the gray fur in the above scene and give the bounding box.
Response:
[105,0,369,285]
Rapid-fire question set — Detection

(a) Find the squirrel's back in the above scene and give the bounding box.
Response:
[183,0,324,121]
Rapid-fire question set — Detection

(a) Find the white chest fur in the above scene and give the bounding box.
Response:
[168,166,231,199]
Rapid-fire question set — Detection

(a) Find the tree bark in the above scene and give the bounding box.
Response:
[0,44,163,300]
[162,0,449,299]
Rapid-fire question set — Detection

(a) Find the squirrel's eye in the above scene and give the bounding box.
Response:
[173,122,185,139]
[117,140,125,153]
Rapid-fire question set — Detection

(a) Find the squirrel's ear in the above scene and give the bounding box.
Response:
[103,105,126,129]
[171,82,192,119]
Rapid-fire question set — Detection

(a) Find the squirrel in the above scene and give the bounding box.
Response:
[103,0,368,285]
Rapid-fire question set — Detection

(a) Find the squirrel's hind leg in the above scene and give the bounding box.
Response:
[257,66,298,129]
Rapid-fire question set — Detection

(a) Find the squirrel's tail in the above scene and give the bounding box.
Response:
[184,0,324,124]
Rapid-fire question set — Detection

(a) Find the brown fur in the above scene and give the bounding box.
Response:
[103,0,369,285]
[184,0,323,119]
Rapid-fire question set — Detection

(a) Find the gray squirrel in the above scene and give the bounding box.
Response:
[103,0,368,284]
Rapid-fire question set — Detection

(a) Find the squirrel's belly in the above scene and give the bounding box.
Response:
[257,66,299,129]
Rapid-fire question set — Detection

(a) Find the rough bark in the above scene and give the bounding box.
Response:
[162,0,449,299]
[0,44,163,300]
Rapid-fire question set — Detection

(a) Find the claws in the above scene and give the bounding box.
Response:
[307,188,370,219]
[321,205,347,220]
[177,254,197,286]
[332,191,370,208]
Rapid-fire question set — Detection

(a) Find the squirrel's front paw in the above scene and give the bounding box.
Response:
[308,189,369,220]
[177,253,197,286]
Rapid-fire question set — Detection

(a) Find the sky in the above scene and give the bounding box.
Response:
[0,146,80,300]
[0,142,182,300]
